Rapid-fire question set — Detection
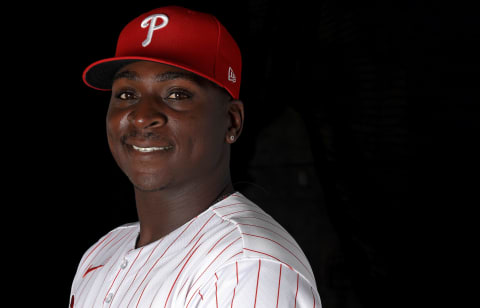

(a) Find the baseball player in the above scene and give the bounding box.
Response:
[70,6,321,307]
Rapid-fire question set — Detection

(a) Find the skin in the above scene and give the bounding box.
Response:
[106,61,244,248]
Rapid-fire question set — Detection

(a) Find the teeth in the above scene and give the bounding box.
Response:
[132,145,172,152]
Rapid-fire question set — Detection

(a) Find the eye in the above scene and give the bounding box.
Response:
[117,91,137,100]
[166,90,191,100]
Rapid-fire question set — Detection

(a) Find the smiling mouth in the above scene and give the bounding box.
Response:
[131,145,174,153]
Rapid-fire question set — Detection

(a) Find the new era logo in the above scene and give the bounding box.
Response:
[228,67,237,83]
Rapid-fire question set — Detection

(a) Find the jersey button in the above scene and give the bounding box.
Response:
[105,293,114,303]
[120,258,128,269]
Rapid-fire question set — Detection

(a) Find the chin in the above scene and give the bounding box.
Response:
[132,184,167,193]
[128,173,171,193]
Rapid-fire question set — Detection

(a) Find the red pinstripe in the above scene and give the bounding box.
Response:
[187,214,215,246]
[242,233,310,273]
[221,209,268,218]
[91,251,129,307]
[213,193,241,206]
[236,262,239,284]
[108,229,136,253]
[83,230,137,301]
[230,287,236,308]
[108,247,144,308]
[90,229,135,274]
[175,233,210,297]
[276,264,282,308]
[215,281,218,308]
[129,218,197,307]
[215,273,218,308]
[294,274,299,308]
[83,230,125,272]
[188,237,242,293]
[236,223,300,251]
[103,267,123,304]
[198,291,203,300]
[177,278,190,298]
[211,202,247,211]
[76,265,100,301]
[149,239,203,305]
[83,230,137,303]
[156,243,203,308]
[118,239,164,305]
[80,232,113,268]
[176,232,207,270]
[82,230,134,306]
[185,237,241,306]
[231,261,238,308]
[254,260,261,308]
[235,216,288,231]
[208,227,237,254]
[100,231,138,303]
[243,248,293,270]
[185,286,202,308]
[311,287,316,308]
[226,251,243,262]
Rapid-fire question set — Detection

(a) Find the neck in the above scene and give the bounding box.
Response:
[134,177,234,248]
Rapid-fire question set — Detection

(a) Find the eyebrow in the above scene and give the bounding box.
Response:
[112,69,205,85]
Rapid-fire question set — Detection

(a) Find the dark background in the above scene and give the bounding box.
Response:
[12,0,478,307]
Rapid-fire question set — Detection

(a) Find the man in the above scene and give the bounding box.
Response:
[70,6,321,307]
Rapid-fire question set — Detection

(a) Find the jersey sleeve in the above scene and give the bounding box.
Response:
[191,259,321,308]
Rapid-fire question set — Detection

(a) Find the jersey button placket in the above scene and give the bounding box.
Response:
[105,292,114,304]
[103,256,130,306]
[120,258,129,269]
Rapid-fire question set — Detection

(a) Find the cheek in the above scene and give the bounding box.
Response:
[190,114,228,156]
[106,113,117,150]
[206,110,229,140]
[106,107,129,136]
[106,109,129,160]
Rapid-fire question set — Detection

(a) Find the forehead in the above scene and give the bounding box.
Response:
[113,61,212,87]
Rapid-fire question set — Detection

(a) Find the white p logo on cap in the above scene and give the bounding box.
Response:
[141,14,169,47]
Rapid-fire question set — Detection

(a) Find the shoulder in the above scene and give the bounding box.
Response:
[209,193,317,289]
[83,222,139,253]
[74,222,139,276]
[194,258,321,308]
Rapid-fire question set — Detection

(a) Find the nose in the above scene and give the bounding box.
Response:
[127,97,167,129]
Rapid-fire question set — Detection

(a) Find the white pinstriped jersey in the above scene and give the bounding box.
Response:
[70,192,321,307]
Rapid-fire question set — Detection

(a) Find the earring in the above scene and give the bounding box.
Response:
[230,135,235,141]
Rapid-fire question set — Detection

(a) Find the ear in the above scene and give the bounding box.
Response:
[226,100,244,144]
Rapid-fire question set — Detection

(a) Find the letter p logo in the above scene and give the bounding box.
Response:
[141,14,169,47]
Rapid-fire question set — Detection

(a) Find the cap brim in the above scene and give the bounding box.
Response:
[83,56,234,98]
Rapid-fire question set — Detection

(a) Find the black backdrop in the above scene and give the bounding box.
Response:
[11,1,478,307]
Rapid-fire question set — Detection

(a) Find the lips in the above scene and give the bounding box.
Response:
[123,137,175,155]
[131,144,174,152]
[121,133,175,156]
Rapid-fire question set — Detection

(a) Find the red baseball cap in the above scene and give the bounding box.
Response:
[83,6,242,99]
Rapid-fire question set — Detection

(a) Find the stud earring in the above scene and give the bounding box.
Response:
[230,135,235,141]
